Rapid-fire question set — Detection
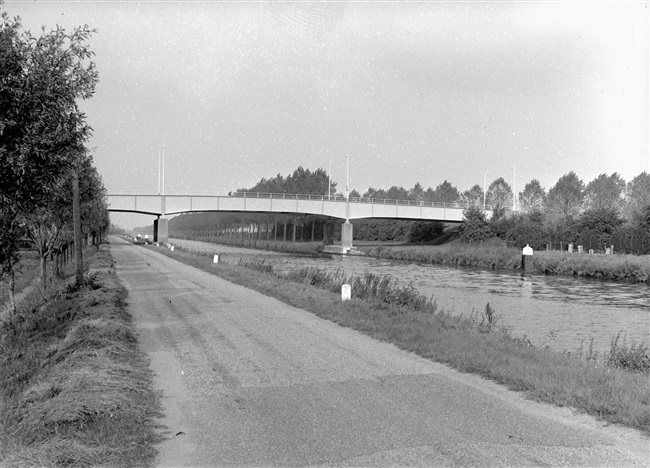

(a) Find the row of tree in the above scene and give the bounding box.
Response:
[1,10,109,312]
[238,166,649,222]
[165,166,649,251]
[457,172,650,254]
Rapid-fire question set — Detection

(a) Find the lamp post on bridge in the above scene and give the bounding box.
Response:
[483,170,489,210]
[512,164,516,212]
[345,154,350,201]
[328,158,332,200]
[158,145,165,196]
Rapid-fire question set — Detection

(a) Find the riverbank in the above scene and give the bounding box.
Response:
[0,247,161,467]
[153,242,650,434]
[360,243,650,283]
[173,234,649,283]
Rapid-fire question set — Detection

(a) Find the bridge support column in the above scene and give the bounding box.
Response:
[341,220,353,253]
[155,218,169,244]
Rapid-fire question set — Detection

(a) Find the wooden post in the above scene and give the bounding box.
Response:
[73,170,83,285]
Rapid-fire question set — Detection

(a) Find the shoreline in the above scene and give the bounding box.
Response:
[170,234,650,283]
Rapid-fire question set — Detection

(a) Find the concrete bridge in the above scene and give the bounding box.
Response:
[107,191,490,250]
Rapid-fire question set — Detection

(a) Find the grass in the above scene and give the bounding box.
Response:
[152,242,650,434]
[0,250,40,306]
[0,247,162,467]
[174,234,324,256]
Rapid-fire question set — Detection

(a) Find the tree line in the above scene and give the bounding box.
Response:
[165,166,649,253]
[459,171,650,254]
[1,10,109,313]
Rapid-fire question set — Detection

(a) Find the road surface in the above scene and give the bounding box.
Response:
[110,237,649,467]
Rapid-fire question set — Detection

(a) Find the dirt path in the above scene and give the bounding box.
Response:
[110,237,649,467]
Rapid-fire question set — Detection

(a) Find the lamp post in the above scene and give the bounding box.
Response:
[483,170,489,209]
[512,164,516,211]
[328,158,332,200]
[346,154,350,201]
[158,148,161,195]
[161,145,165,196]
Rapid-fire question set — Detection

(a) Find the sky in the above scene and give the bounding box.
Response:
[4,0,649,229]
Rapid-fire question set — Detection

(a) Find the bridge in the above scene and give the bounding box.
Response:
[107,191,490,250]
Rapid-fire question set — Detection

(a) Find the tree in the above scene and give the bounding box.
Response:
[460,184,484,208]
[504,211,548,249]
[546,172,584,219]
[1,12,98,305]
[459,206,492,243]
[624,172,650,220]
[486,177,513,212]
[432,180,460,204]
[386,186,409,200]
[519,179,546,213]
[409,182,425,202]
[23,152,107,288]
[583,173,625,213]
[407,221,445,243]
[577,207,624,250]
[1,16,97,207]
[363,187,388,200]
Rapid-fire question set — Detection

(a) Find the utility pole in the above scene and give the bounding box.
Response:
[483,170,489,209]
[328,158,332,200]
[72,167,83,285]
[346,154,350,201]
[512,164,516,211]
[162,144,165,196]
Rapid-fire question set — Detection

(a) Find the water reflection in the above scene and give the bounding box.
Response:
[171,239,649,355]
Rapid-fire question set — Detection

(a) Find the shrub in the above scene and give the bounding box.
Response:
[607,333,650,373]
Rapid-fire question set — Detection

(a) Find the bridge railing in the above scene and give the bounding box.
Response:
[228,192,488,210]
[107,190,491,211]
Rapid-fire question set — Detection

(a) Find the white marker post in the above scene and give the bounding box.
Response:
[521,244,533,275]
[341,284,351,301]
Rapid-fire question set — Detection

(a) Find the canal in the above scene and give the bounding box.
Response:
[170,239,649,357]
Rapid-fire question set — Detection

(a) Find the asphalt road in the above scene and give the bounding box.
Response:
[110,237,649,467]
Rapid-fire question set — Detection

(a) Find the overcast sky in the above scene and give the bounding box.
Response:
[5,0,649,229]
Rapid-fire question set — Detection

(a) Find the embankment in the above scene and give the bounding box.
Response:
[0,246,161,467]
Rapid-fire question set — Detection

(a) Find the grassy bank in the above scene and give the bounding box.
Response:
[152,243,650,434]
[173,234,324,256]
[0,251,40,306]
[359,242,650,283]
[175,235,650,283]
[0,247,161,467]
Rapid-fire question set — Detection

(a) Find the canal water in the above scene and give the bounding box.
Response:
[169,239,649,357]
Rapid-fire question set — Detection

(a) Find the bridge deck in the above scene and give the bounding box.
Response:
[107,192,491,222]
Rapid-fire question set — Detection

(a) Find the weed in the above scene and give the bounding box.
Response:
[607,332,650,373]
[479,302,500,332]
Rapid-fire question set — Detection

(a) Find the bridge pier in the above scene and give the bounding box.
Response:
[154,217,169,244]
[341,220,353,253]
